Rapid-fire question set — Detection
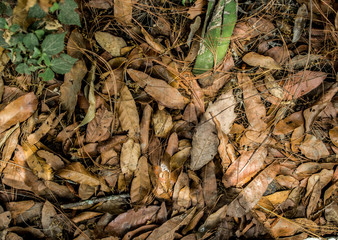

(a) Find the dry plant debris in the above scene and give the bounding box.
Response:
[0,0,337,239]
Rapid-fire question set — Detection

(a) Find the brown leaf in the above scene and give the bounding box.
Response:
[141,28,166,54]
[292,4,308,43]
[86,107,113,143]
[0,92,38,133]
[0,127,20,173]
[227,162,280,217]
[130,156,151,204]
[102,69,124,96]
[95,32,127,57]
[283,71,326,100]
[223,147,267,188]
[114,0,133,25]
[270,218,315,238]
[118,85,140,138]
[187,0,206,19]
[120,138,141,175]
[238,73,267,131]
[265,46,289,65]
[288,54,322,70]
[299,134,329,160]
[27,110,56,145]
[24,145,53,181]
[152,109,173,138]
[294,162,336,178]
[78,184,95,200]
[329,126,338,147]
[67,29,86,59]
[86,0,113,9]
[57,162,100,187]
[147,208,196,240]
[273,111,304,135]
[242,52,281,70]
[41,201,62,238]
[127,69,186,109]
[105,206,160,236]
[173,172,191,212]
[60,60,88,121]
[170,147,191,171]
[37,150,64,171]
[198,205,227,235]
[202,161,217,208]
[140,104,152,154]
[72,211,103,223]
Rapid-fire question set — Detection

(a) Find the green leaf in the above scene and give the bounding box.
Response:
[9,24,20,33]
[0,31,8,48]
[27,59,38,65]
[14,48,23,63]
[0,3,12,16]
[0,18,7,29]
[50,53,77,74]
[35,29,45,40]
[32,47,41,58]
[39,53,51,66]
[16,63,31,74]
[58,0,81,26]
[39,68,55,81]
[28,4,46,18]
[41,32,65,55]
[28,65,42,72]
[49,3,59,13]
[23,33,39,50]
[9,32,24,47]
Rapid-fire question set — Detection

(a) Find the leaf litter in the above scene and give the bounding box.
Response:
[0,0,337,239]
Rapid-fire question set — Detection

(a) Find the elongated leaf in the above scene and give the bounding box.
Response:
[57,162,100,186]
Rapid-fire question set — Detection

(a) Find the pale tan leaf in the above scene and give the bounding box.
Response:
[72,212,103,223]
[263,71,285,99]
[173,172,190,212]
[57,162,100,187]
[288,54,322,70]
[60,60,88,121]
[242,52,281,70]
[27,110,56,145]
[127,69,186,109]
[329,126,338,147]
[95,32,127,57]
[0,92,38,133]
[140,104,152,154]
[8,200,35,220]
[67,29,86,59]
[114,0,133,25]
[118,85,140,138]
[227,162,280,217]
[42,200,62,239]
[37,150,64,171]
[152,109,173,138]
[0,127,20,173]
[120,138,141,175]
[130,156,151,203]
[263,190,291,206]
[102,69,124,96]
[295,162,336,177]
[273,111,304,135]
[270,218,315,238]
[78,184,95,200]
[86,107,113,143]
[141,28,166,54]
[223,147,267,188]
[170,147,191,171]
[299,134,329,160]
[187,0,206,19]
[238,73,267,131]
[147,208,196,240]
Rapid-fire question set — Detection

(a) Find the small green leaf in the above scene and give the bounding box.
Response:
[49,3,59,13]
[27,59,38,65]
[9,32,24,47]
[16,63,31,74]
[28,4,46,18]
[17,42,26,53]
[41,32,65,55]
[35,29,45,40]
[32,47,41,58]
[58,0,81,26]
[0,18,7,29]
[28,65,42,72]
[0,3,12,16]
[39,68,55,81]
[50,53,77,74]
[40,53,51,66]
[0,31,8,48]
[14,48,23,63]
[9,24,20,32]
[23,33,39,50]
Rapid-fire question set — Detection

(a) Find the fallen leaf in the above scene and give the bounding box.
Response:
[329,126,338,147]
[118,85,140,138]
[120,138,141,175]
[141,28,166,54]
[86,0,113,9]
[86,107,113,143]
[292,4,308,43]
[294,162,336,177]
[198,205,227,235]
[170,147,191,171]
[299,134,329,160]
[242,52,281,70]
[227,162,280,217]
[78,184,95,200]
[270,218,316,238]
[263,71,285,99]
[265,46,289,65]
[0,127,20,173]
[187,0,206,19]
[275,175,300,189]
[67,29,86,59]
[283,71,326,100]
[152,109,173,138]
[105,205,160,236]
[114,0,133,25]
[41,201,62,239]
[102,69,124,96]
[27,110,56,145]
[202,161,217,208]
[95,32,127,57]
[263,190,291,206]
[72,212,103,223]
[288,54,322,70]
[60,59,88,121]
[130,156,151,204]
[57,162,100,187]
[273,111,304,135]
[223,146,267,188]
[140,104,152,154]
[127,69,186,109]
[0,92,38,133]
[173,172,191,212]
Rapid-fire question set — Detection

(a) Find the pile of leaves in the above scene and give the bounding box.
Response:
[0,0,337,239]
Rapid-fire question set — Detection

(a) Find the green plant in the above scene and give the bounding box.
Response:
[0,0,81,81]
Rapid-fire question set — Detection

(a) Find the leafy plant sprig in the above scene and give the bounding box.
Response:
[0,0,81,81]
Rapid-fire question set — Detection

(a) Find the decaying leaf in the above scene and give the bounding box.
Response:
[127,69,186,109]
[152,109,173,138]
[86,107,113,143]
[0,127,20,173]
[198,205,227,236]
[140,104,152,154]
[202,161,217,208]
[329,126,338,147]
[273,111,304,135]
[67,29,86,59]
[86,0,113,9]
[227,162,280,217]
[42,201,62,239]
[27,110,56,145]
[130,156,151,203]
[95,32,127,57]
[170,147,191,171]
[120,138,141,175]
[114,0,133,25]
[299,134,329,160]
[0,92,38,133]
[242,52,281,70]
[294,162,336,177]
[118,85,140,138]
[292,4,308,43]
[57,162,100,187]
[187,0,206,19]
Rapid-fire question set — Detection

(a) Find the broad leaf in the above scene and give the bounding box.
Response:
[15,63,31,74]
[23,33,39,50]
[0,18,7,29]
[58,0,81,26]
[50,54,77,74]
[41,33,66,56]
[39,68,55,81]
[28,4,46,18]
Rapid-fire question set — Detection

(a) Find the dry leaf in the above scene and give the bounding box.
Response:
[187,0,206,19]
[223,147,267,188]
[57,162,100,187]
[227,162,280,217]
[152,109,173,138]
[41,201,62,239]
[86,0,113,9]
[263,71,285,99]
[0,92,38,133]
[299,134,329,160]
[198,205,227,236]
[27,110,56,145]
[67,29,86,59]
[95,32,127,57]
[288,54,322,70]
[242,52,281,70]
[130,156,151,203]
[170,147,191,171]
[114,0,133,25]
[0,127,20,173]
[127,69,186,109]
[273,111,304,135]
[141,28,166,54]
[86,107,113,143]
[118,86,140,138]
[173,172,190,212]
[72,212,103,223]
[238,73,267,131]
[270,218,316,238]
[292,4,308,43]
[294,162,336,178]
[140,104,152,154]
[60,60,88,121]
[120,138,141,175]
[283,71,326,100]
[202,161,217,209]
[329,126,338,147]
[102,69,124,96]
